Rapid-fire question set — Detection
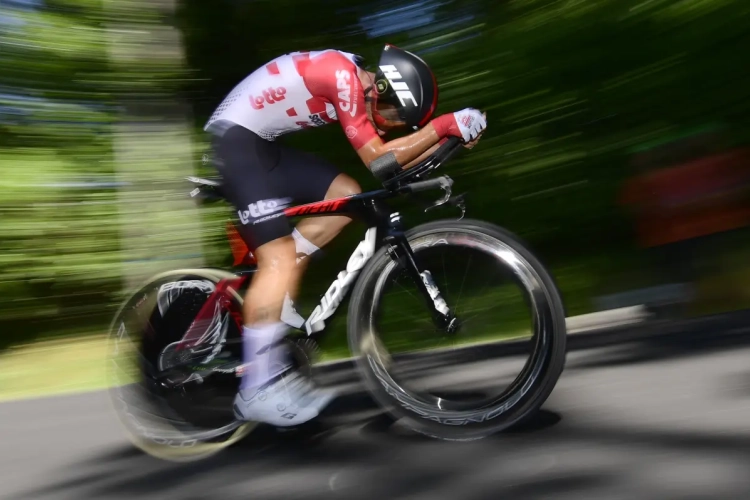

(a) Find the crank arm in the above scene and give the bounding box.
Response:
[155,360,242,389]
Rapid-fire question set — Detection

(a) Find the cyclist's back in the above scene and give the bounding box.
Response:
[205,50,374,148]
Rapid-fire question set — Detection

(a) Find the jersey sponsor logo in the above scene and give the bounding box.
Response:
[249,87,287,110]
[379,65,418,107]
[295,114,326,129]
[309,114,326,126]
[335,70,357,118]
[238,197,292,225]
[345,125,358,139]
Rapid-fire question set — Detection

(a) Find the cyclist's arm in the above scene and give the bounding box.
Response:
[304,51,459,171]
[403,140,445,169]
[395,127,484,170]
[355,125,445,171]
[351,104,478,171]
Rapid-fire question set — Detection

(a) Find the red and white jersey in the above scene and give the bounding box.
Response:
[205,50,378,150]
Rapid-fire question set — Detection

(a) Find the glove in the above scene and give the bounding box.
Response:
[453,108,487,142]
[432,108,487,143]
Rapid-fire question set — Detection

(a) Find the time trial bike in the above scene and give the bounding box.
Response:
[106,137,567,461]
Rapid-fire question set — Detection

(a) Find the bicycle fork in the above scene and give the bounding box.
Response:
[385,214,459,334]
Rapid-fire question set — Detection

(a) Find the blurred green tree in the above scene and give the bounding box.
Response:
[2,0,750,347]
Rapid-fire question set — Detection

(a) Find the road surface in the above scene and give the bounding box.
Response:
[1,327,750,499]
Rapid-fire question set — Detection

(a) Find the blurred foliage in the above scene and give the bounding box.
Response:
[2,0,750,346]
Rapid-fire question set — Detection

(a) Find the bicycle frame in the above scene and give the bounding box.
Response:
[175,183,455,353]
[176,136,466,353]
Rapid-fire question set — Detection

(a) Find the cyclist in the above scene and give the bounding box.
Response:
[204,44,487,427]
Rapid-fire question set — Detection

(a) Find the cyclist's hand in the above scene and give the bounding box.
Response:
[453,108,487,143]
[464,135,482,149]
[463,112,486,149]
[432,109,487,145]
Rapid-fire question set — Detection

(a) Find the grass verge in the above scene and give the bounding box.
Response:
[0,324,533,403]
[0,334,109,403]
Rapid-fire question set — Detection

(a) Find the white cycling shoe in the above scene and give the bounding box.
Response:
[233,369,336,427]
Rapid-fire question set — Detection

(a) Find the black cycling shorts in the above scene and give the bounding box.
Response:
[211,125,341,249]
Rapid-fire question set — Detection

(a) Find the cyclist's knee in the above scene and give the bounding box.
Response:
[326,173,361,199]
[254,235,297,273]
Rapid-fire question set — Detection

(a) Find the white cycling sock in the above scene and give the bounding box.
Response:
[292,228,320,264]
[240,322,291,391]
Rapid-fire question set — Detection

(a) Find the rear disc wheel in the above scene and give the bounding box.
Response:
[106,269,255,462]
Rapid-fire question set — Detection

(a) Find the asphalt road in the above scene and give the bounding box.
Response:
[2,326,750,500]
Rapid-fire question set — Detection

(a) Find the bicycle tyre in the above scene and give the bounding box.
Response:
[347,219,567,441]
[106,268,255,462]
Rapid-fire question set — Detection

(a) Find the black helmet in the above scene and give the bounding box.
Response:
[370,44,439,131]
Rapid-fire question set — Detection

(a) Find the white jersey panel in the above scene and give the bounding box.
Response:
[205,50,349,140]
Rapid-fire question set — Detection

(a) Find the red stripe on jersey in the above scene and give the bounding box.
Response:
[293,53,311,77]
[305,97,335,123]
[266,62,280,75]
[305,97,325,115]
[295,52,336,123]
[320,109,336,123]
[286,107,298,117]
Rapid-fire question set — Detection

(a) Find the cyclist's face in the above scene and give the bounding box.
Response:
[359,69,404,136]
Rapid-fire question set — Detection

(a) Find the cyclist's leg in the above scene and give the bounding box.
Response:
[213,127,334,425]
[295,173,361,250]
[270,146,362,273]
[212,125,295,375]
[213,127,293,312]
[212,128,300,397]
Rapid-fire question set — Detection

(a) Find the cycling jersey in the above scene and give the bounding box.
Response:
[205,50,379,150]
